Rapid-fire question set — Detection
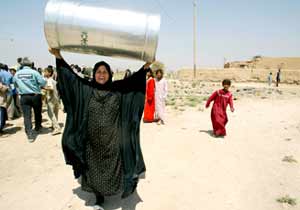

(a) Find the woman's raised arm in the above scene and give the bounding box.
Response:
[112,62,152,93]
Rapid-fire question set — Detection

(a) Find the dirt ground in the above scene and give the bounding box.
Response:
[0,83,299,210]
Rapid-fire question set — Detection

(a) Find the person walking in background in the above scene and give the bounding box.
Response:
[143,69,155,123]
[43,67,61,135]
[37,68,43,75]
[46,65,59,81]
[0,64,13,94]
[31,62,37,71]
[13,57,46,142]
[7,68,21,119]
[0,64,13,120]
[276,68,281,87]
[9,68,16,77]
[0,79,9,134]
[155,69,168,125]
[268,72,272,86]
[205,79,234,137]
[16,57,22,71]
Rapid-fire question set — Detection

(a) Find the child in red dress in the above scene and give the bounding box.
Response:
[205,79,234,137]
[143,70,156,122]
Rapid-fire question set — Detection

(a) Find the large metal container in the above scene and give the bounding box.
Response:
[44,0,160,62]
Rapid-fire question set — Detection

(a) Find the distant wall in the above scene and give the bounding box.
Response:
[255,57,300,70]
[226,57,300,70]
[176,68,300,84]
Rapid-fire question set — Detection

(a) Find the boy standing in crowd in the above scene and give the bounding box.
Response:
[43,67,61,135]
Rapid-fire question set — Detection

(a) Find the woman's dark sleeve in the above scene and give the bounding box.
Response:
[56,57,72,71]
[56,58,92,111]
[56,58,76,112]
[112,66,147,93]
[56,58,93,178]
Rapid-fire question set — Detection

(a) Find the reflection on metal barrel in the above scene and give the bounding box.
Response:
[44,0,160,62]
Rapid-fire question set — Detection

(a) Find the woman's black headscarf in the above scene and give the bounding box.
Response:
[91,61,113,89]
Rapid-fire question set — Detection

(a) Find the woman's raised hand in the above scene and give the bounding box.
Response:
[49,48,62,59]
[143,62,152,70]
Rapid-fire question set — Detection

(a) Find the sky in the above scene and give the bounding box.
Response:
[0,0,300,71]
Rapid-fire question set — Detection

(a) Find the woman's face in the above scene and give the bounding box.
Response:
[95,65,110,85]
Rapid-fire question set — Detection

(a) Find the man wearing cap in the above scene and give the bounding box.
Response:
[13,57,46,142]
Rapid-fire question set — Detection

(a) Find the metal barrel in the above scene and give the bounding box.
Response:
[44,0,160,62]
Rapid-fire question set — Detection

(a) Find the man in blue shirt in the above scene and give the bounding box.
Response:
[0,64,13,86]
[0,63,13,133]
[0,64,13,97]
[13,57,46,142]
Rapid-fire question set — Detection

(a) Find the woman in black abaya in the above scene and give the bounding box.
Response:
[49,48,151,208]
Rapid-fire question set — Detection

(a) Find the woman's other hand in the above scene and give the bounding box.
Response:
[49,48,62,59]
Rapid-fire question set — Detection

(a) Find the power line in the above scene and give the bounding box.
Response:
[152,0,175,24]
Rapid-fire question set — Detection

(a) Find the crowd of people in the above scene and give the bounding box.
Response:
[0,56,170,140]
[0,55,237,140]
[0,57,63,141]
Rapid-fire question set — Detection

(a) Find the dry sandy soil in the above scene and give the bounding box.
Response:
[0,82,299,210]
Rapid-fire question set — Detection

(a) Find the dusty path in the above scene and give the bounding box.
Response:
[0,96,299,210]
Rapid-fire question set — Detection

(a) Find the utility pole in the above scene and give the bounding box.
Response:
[193,0,197,79]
